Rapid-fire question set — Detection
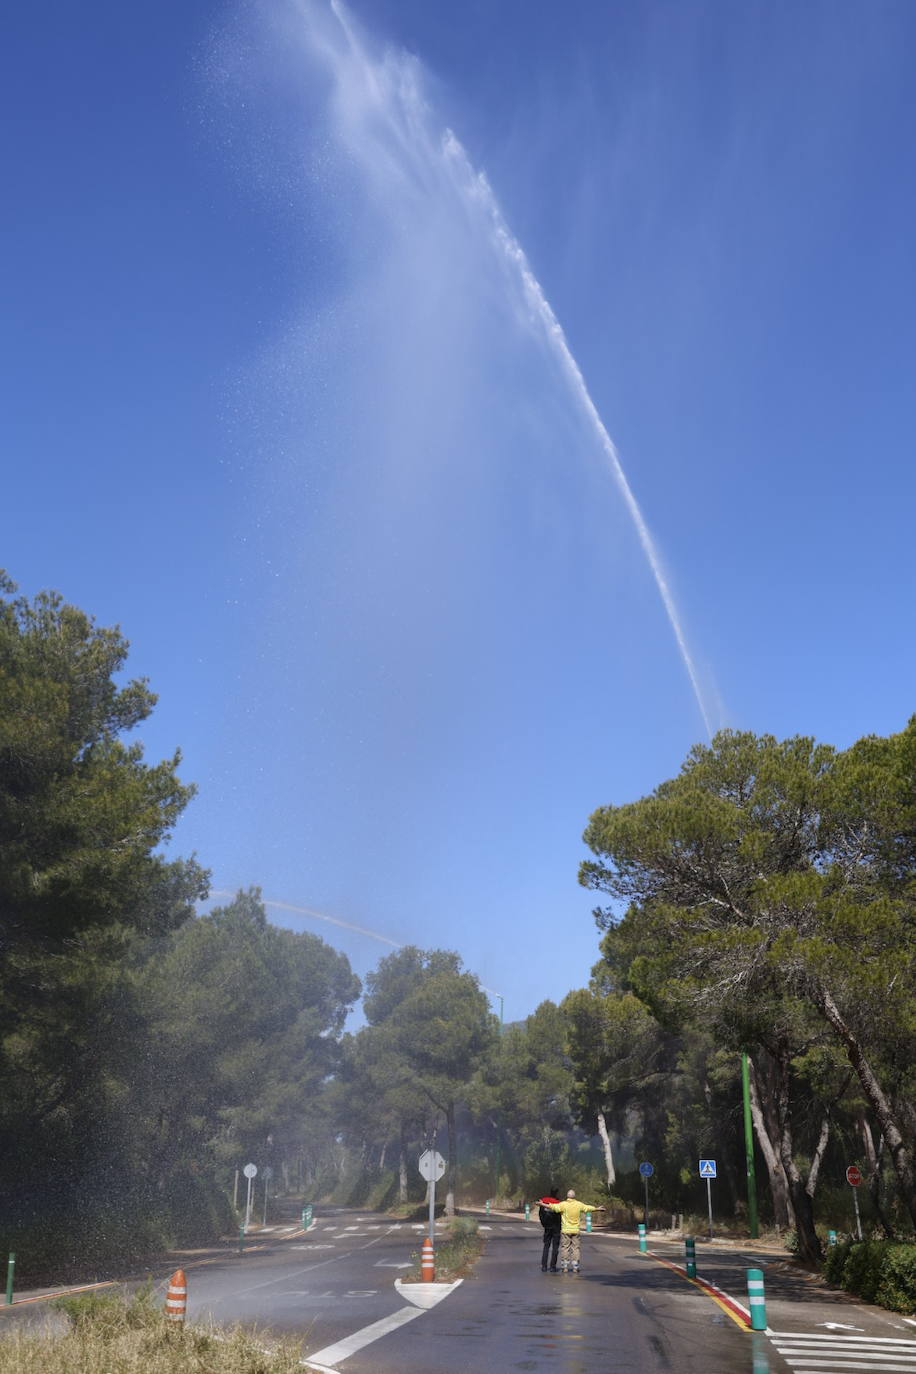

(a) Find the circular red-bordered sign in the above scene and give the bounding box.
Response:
[846,1165,862,1187]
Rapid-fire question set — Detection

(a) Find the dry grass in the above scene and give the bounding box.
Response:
[0,1287,305,1373]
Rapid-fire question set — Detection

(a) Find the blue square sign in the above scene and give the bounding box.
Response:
[699,1159,717,1178]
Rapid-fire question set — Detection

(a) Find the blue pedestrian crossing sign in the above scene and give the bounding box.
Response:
[699,1159,717,1178]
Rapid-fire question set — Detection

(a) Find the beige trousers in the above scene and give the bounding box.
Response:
[559,1233,581,1269]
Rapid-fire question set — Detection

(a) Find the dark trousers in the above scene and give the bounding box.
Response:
[541,1228,560,1269]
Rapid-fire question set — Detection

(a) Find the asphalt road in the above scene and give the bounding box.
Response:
[5,1208,916,1373]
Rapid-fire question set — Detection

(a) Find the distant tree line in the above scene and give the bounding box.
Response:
[2,573,913,1275]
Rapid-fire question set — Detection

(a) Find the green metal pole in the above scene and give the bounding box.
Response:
[5,1253,14,1305]
[742,1052,760,1239]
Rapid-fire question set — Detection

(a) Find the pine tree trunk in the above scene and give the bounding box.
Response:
[398,1125,409,1204]
[748,1056,794,1228]
[596,1110,616,1189]
[774,1046,821,1266]
[814,984,916,1229]
[445,1103,456,1217]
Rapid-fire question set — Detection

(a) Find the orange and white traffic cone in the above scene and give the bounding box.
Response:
[164,1268,187,1324]
[420,1238,435,1283]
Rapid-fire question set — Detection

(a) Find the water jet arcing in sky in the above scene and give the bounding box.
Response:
[210,889,402,947]
[319,0,716,737]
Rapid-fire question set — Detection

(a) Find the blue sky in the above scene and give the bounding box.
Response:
[5,0,916,1021]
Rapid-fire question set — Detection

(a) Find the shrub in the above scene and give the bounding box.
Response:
[823,1239,916,1314]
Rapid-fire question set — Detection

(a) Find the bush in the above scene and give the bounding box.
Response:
[406,1218,481,1282]
[823,1239,916,1313]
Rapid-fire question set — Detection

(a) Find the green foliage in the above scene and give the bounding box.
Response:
[824,1239,916,1311]
[581,722,916,1240]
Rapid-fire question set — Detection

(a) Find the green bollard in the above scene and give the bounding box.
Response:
[586,1212,592,1233]
[638,1223,647,1252]
[485,1199,491,1215]
[305,1203,313,1227]
[524,1203,530,1222]
[6,1253,14,1306]
[747,1267,767,1331]
[238,1226,245,1255]
[827,1229,837,1247]
[685,1236,696,1278]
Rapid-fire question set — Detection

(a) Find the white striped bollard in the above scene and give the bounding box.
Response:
[746,1267,766,1331]
[685,1236,696,1277]
[638,1223,647,1252]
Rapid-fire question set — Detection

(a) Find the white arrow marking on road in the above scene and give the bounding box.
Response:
[374,1260,412,1268]
[817,1322,866,1331]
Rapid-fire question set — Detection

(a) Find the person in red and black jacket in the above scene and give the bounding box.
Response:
[538,1187,562,1272]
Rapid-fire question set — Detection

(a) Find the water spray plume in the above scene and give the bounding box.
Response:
[320,0,716,738]
[210,889,402,947]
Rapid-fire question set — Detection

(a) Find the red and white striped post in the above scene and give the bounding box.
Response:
[420,1237,435,1282]
[164,1269,187,1324]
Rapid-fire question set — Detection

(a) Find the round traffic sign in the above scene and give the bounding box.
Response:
[846,1165,862,1187]
[639,1162,654,1177]
[243,1163,258,1179]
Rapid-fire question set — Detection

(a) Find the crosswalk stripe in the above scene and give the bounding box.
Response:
[773,1364,916,1372]
[770,1330,916,1374]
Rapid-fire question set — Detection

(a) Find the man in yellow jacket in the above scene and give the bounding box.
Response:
[544,1190,605,1273]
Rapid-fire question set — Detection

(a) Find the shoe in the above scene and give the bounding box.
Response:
[549,1267,558,1273]
[541,1266,548,1271]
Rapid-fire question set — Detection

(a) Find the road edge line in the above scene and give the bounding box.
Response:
[646,1251,753,1331]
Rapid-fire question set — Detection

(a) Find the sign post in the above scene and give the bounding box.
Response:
[418,1149,446,1248]
[699,1159,717,1239]
[846,1165,863,1240]
[639,1162,654,1229]
[242,1163,257,1231]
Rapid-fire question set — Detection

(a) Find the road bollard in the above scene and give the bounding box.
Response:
[420,1237,435,1282]
[5,1253,14,1306]
[238,1225,245,1255]
[164,1269,187,1324]
[638,1223,647,1253]
[485,1199,491,1215]
[524,1203,530,1221]
[586,1212,592,1233]
[746,1268,767,1331]
[827,1229,837,1246]
[685,1236,696,1278]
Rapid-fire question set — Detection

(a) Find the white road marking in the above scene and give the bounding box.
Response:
[374,1260,411,1268]
[345,1290,377,1296]
[770,1330,916,1373]
[305,1306,425,1367]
